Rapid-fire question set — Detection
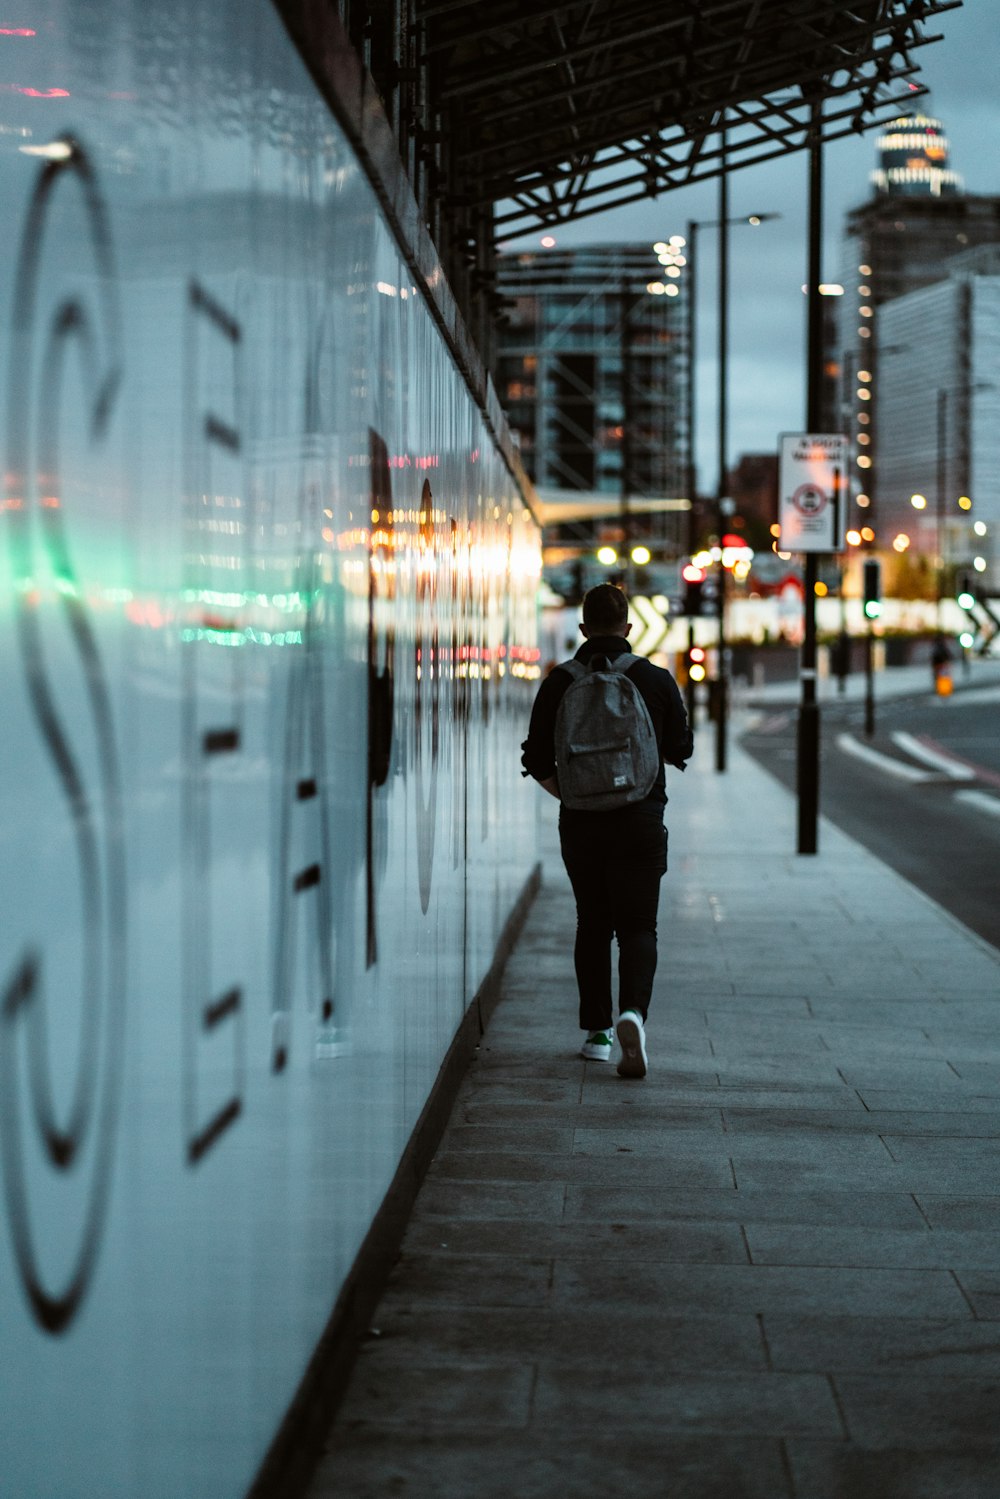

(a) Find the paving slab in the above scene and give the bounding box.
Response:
[304,717,1000,1499]
[313,1432,794,1499]
[764,1314,1000,1376]
[786,1440,1000,1499]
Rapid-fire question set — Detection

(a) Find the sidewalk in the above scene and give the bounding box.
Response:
[739,653,1000,709]
[307,718,1000,1499]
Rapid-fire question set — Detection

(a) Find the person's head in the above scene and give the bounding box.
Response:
[581,583,631,639]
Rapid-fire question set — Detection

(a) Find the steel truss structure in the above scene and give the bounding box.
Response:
[424,0,959,237]
[322,1,957,337]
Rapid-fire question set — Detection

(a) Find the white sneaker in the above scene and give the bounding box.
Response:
[579,1029,614,1062]
[616,1011,648,1079]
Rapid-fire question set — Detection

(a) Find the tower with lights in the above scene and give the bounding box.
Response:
[837,110,1000,588]
[870,111,962,200]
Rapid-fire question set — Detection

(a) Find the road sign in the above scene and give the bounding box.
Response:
[778,432,848,553]
[628,595,669,657]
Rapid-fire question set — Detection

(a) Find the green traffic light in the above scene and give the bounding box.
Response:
[863,600,881,619]
[957,591,975,610]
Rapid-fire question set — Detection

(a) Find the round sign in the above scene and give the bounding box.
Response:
[792,482,827,516]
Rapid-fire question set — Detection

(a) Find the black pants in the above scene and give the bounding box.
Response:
[559,804,667,1032]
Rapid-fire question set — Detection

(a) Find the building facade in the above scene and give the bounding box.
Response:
[875,248,1000,594]
[496,243,689,597]
[838,112,1000,550]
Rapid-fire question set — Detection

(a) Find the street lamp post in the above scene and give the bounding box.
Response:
[684,202,780,769]
[936,386,947,628]
[834,345,856,692]
[685,229,698,725]
[716,126,730,774]
[621,276,634,593]
[935,380,994,628]
[797,94,824,856]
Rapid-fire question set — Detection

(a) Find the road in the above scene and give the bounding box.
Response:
[741,682,1000,953]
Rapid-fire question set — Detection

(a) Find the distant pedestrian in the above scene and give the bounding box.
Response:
[931,632,953,693]
[521,583,693,1078]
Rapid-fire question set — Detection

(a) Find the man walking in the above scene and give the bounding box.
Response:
[521,583,693,1077]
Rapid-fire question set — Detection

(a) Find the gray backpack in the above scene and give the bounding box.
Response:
[554,653,660,811]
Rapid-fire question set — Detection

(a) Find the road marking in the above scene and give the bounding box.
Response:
[746,711,791,736]
[891,731,975,780]
[954,789,1000,818]
[836,733,931,782]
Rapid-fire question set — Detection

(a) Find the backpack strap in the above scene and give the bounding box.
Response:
[556,658,586,680]
[558,653,640,678]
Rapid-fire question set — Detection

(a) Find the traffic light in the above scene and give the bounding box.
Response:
[957,573,976,611]
[862,558,881,620]
[686,644,707,683]
[681,563,706,616]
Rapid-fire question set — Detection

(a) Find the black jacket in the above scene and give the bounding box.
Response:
[521,635,693,810]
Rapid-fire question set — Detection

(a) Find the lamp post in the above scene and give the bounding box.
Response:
[834,344,856,691]
[618,253,685,593]
[684,204,780,767]
[936,386,947,629]
[935,380,994,628]
[929,383,995,629]
[797,94,824,856]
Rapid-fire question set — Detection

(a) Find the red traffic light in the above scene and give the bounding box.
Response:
[681,564,706,583]
[689,646,706,663]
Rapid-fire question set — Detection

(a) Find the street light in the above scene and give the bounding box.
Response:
[685,209,782,550]
[685,200,781,769]
[936,381,995,626]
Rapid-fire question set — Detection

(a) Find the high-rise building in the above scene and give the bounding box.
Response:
[495,243,689,597]
[873,244,1000,595]
[837,112,1000,543]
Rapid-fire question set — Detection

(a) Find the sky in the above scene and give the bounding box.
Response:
[499,1,995,498]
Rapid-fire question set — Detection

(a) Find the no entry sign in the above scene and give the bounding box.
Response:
[778,432,848,553]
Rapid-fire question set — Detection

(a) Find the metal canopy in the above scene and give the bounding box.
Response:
[417,0,960,240]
